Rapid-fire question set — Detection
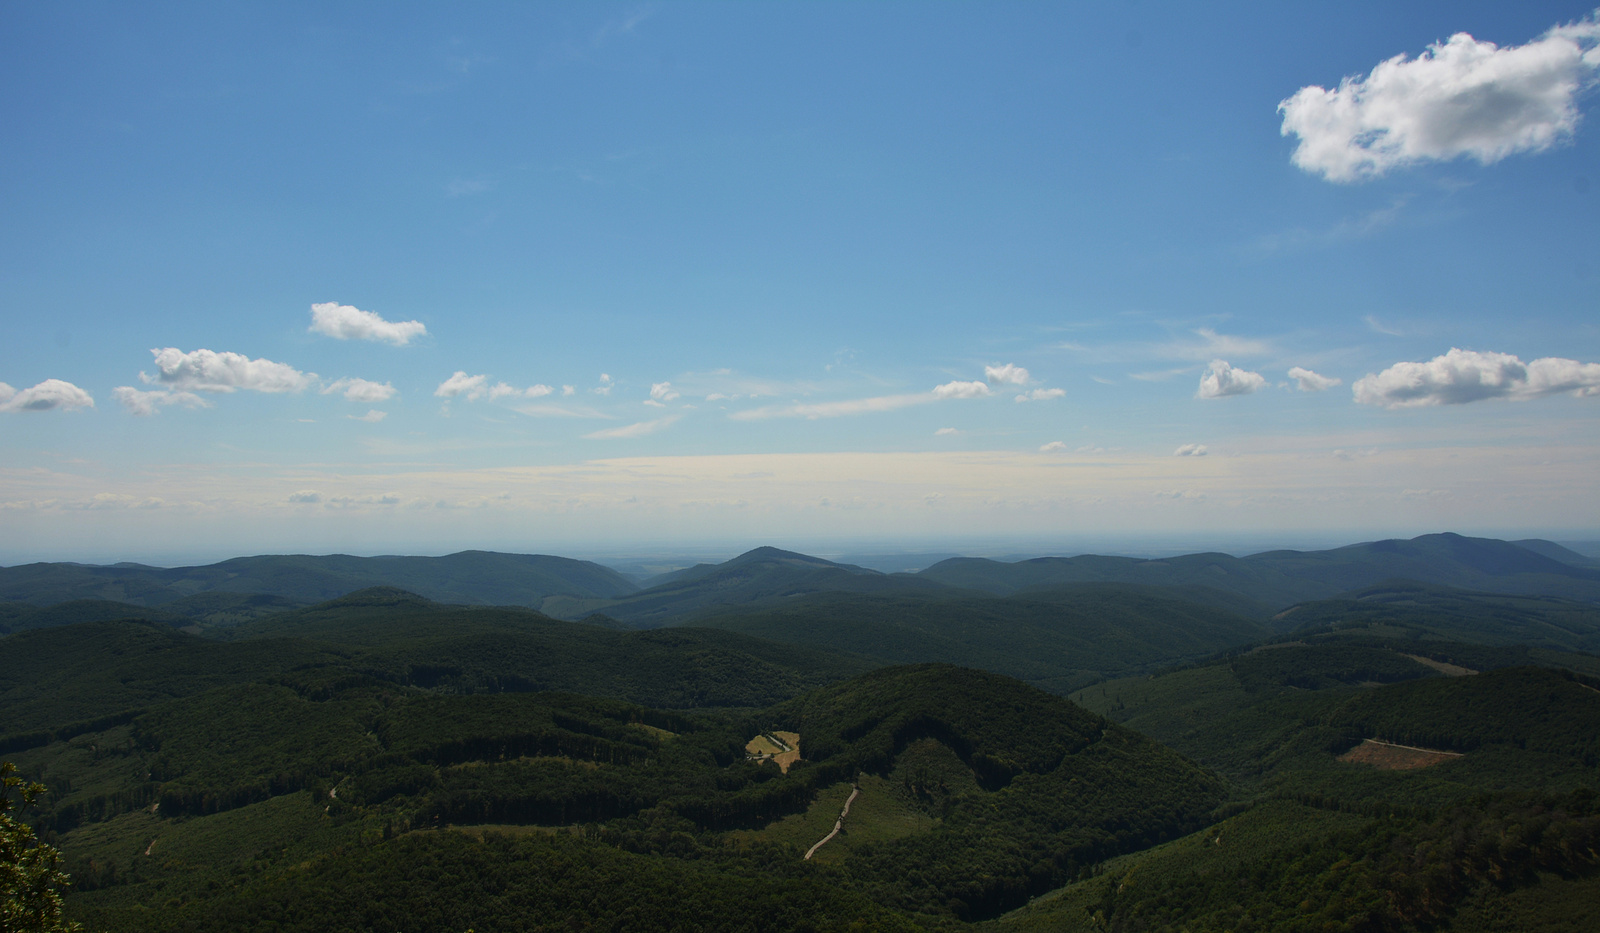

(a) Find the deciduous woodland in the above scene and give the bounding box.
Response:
[5,533,1600,931]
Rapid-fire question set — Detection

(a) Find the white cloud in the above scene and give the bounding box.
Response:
[525,384,554,398]
[584,416,678,440]
[1039,441,1068,452]
[985,363,1031,385]
[1015,388,1066,402]
[112,386,209,415]
[1174,443,1209,457]
[435,371,488,400]
[932,380,992,399]
[308,302,427,346]
[0,379,94,413]
[1196,360,1265,399]
[1288,367,1342,392]
[650,381,680,402]
[323,377,397,403]
[561,385,576,396]
[350,410,387,423]
[144,348,315,394]
[1353,347,1600,408]
[1279,15,1600,182]
[593,373,614,397]
[936,427,959,436]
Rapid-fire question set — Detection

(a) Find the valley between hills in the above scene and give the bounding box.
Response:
[5,532,1600,931]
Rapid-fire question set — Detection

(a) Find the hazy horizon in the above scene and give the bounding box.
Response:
[4,3,1598,565]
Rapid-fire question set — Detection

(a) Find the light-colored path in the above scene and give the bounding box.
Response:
[804,784,860,860]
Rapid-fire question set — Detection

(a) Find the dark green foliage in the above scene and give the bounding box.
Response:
[694,585,1270,695]
[1075,789,1600,933]
[1273,581,1600,652]
[1230,644,1439,691]
[85,829,922,933]
[1331,666,1600,760]
[567,546,955,627]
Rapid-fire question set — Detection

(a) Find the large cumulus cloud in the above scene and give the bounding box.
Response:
[0,379,94,412]
[1280,13,1600,182]
[1353,348,1600,408]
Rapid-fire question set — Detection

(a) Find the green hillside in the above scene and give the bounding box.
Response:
[548,546,957,627]
[692,584,1270,694]
[1271,581,1600,651]
[919,533,1600,609]
[8,663,1219,930]
[0,550,639,611]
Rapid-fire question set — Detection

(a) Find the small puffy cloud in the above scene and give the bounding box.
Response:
[1174,443,1209,457]
[0,379,94,413]
[561,385,576,396]
[323,377,397,403]
[1197,360,1265,399]
[435,372,555,403]
[1288,367,1342,392]
[287,491,322,504]
[144,348,314,394]
[435,371,488,400]
[593,373,614,396]
[584,415,678,439]
[350,410,387,423]
[1353,348,1600,408]
[1015,388,1066,402]
[985,363,1030,385]
[112,386,209,415]
[932,380,992,400]
[1039,441,1069,452]
[650,381,680,402]
[308,302,427,346]
[935,427,959,436]
[1280,15,1600,182]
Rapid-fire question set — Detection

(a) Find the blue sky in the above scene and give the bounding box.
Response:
[2,1,1598,564]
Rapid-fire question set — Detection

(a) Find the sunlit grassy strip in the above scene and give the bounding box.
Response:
[725,775,934,861]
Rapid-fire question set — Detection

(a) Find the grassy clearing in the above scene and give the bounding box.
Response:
[725,774,933,859]
[1338,738,1464,770]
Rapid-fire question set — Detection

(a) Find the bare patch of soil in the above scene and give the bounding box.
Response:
[1339,738,1464,770]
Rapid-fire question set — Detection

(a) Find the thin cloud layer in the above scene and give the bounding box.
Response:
[584,415,678,439]
[1196,360,1265,399]
[112,387,209,416]
[1289,367,1342,392]
[308,302,427,346]
[143,348,315,394]
[0,379,94,412]
[1353,348,1600,408]
[1280,13,1600,182]
[1015,388,1066,402]
[323,377,397,403]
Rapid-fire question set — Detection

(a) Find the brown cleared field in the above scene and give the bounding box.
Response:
[1339,738,1464,770]
[745,731,801,772]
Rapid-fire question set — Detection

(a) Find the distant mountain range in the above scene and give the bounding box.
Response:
[4,534,1598,638]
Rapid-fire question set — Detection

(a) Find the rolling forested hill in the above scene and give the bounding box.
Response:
[0,550,638,615]
[8,532,1600,931]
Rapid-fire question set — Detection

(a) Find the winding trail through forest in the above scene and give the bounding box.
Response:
[804,784,860,860]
